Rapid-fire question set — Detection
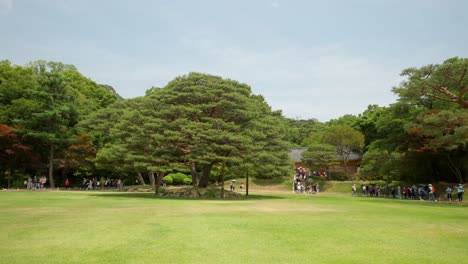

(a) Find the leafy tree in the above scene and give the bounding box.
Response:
[405,110,467,182]
[0,124,40,188]
[301,133,336,177]
[327,114,359,128]
[152,73,266,188]
[321,125,365,175]
[355,105,387,152]
[393,57,467,109]
[56,134,96,177]
[391,57,468,183]
[285,118,324,146]
[360,143,401,182]
[1,60,118,187]
[0,60,41,124]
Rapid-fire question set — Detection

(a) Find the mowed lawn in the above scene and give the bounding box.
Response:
[0,191,466,264]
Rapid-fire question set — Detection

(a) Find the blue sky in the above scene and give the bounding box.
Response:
[1,0,467,121]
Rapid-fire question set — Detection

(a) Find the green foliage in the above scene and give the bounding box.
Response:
[321,125,365,175]
[162,175,173,185]
[284,118,324,146]
[183,177,192,185]
[328,172,351,181]
[393,57,467,110]
[167,173,189,185]
[360,143,401,181]
[0,60,118,187]
[301,132,337,172]
[327,114,359,128]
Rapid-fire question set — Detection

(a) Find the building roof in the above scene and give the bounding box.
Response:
[289,147,308,162]
[289,147,362,162]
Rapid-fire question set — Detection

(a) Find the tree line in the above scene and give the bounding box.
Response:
[0,57,466,189]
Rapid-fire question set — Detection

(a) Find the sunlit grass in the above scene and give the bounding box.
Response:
[0,191,466,264]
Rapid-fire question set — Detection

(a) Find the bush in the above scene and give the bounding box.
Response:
[163,175,173,185]
[328,172,351,181]
[183,177,192,185]
[11,178,27,188]
[167,173,188,185]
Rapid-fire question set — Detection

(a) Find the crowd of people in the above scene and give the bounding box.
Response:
[80,178,123,190]
[351,183,465,203]
[24,176,47,190]
[293,167,320,194]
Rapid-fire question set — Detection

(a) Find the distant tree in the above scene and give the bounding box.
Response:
[355,105,387,152]
[285,118,324,146]
[327,114,359,128]
[0,124,40,188]
[321,125,365,175]
[301,133,336,177]
[360,143,401,182]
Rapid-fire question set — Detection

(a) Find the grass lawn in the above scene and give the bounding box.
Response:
[0,191,466,264]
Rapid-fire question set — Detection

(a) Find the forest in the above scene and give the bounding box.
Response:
[0,57,467,188]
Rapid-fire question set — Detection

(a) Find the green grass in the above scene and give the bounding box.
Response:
[0,191,467,264]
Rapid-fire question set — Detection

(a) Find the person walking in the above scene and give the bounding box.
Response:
[428,184,435,201]
[446,186,452,203]
[455,184,464,203]
[352,184,357,196]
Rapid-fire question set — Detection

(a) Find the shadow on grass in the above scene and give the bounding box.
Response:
[90,192,285,201]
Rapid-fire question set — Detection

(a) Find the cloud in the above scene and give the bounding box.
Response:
[271,2,280,8]
[177,40,402,121]
[0,0,13,15]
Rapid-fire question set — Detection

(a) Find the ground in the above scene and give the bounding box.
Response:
[0,190,466,264]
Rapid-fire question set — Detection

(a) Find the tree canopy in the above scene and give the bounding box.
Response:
[1,57,467,188]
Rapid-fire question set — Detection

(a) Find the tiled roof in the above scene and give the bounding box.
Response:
[289,147,362,162]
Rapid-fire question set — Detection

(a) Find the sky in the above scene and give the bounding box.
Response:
[1,0,467,121]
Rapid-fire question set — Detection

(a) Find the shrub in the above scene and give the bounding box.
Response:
[167,173,188,185]
[328,172,350,181]
[163,175,173,185]
[11,178,27,188]
[183,177,192,185]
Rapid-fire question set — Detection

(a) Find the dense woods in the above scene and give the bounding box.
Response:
[0,57,466,188]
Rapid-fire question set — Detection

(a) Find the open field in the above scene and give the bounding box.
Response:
[0,191,467,264]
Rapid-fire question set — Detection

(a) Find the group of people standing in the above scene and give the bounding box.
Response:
[80,178,123,190]
[24,176,47,190]
[352,183,464,203]
[293,167,320,194]
[446,184,465,203]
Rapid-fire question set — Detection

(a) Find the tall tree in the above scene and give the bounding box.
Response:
[360,143,401,182]
[391,57,468,183]
[1,60,118,187]
[393,57,467,109]
[405,110,468,183]
[152,73,260,188]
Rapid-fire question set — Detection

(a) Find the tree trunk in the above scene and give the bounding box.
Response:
[220,161,225,198]
[155,172,165,195]
[136,172,146,185]
[198,162,213,188]
[246,169,249,196]
[446,154,463,183]
[6,168,11,189]
[190,163,199,187]
[48,144,55,188]
[148,171,155,187]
